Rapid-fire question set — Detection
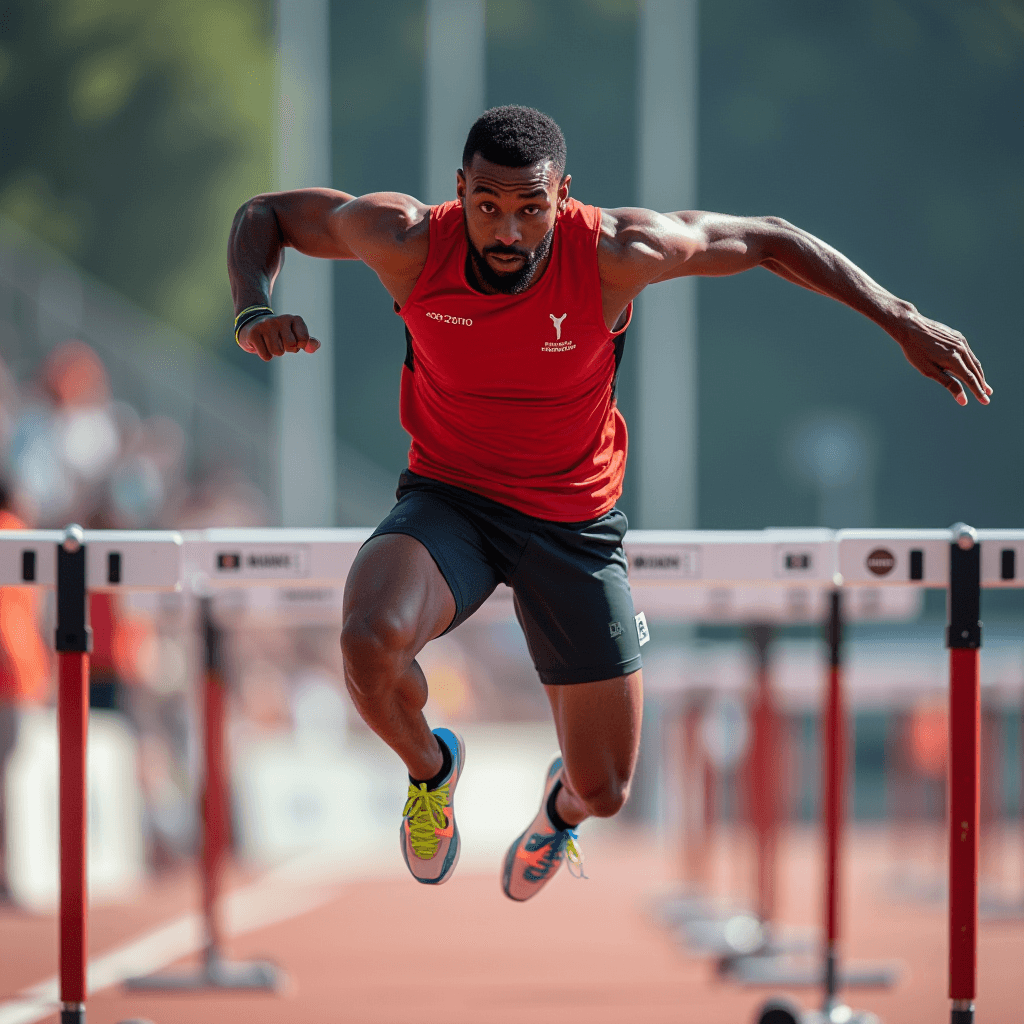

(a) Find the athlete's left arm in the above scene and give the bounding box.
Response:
[599,207,991,406]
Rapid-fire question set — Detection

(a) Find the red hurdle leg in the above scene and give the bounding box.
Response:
[747,625,778,925]
[947,524,982,1024]
[822,591,845,1011]
[125,594,277,993]
[948,647,980,1014]
[58,650,89,1021]
[55,526,92,1024]
[201,597,229,967]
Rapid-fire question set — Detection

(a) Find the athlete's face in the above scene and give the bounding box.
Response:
[458,155,571,295]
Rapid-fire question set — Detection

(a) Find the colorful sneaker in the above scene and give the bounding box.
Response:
[501,756,587,902]
[400,728,465,885]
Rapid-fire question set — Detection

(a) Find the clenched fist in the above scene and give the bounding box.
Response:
[237,313,321,361]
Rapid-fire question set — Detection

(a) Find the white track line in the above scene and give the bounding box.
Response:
[0,854,374,1024]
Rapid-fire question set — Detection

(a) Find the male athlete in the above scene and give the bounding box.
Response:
[227,105,990,901]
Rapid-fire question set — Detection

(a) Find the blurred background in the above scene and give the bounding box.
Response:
[0,2,1021,1021]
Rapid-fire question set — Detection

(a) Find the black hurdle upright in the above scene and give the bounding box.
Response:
[125,595,278,993]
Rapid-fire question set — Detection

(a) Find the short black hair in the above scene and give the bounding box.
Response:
[462,105,566,176]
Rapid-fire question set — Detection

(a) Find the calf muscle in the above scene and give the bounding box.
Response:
[544,671,644,825]
[341,534,456,780]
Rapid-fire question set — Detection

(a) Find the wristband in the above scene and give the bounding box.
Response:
[234,305,274,346]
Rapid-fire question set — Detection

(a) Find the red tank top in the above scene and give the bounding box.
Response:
[397,198,631,522]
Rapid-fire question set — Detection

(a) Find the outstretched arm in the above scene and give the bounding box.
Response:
[599,208,991,406]
[227,188,430,361]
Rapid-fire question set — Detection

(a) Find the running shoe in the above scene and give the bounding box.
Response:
[501,755,587,902]
[400,728,465,885]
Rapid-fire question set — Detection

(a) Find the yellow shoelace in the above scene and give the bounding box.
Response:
[564,830,588,880]
[403,781,451,860]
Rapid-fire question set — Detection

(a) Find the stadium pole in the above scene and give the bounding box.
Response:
[424,0,486,207]
[636,0,699,531]
[275,0,337,528]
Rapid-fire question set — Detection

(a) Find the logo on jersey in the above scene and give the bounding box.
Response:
[425,311,473,326]
[542,312,575,353]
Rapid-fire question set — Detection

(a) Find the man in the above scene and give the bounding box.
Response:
[227,105,990,901]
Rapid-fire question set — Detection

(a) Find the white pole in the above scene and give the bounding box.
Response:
[635,0,699,530]
[424,0,486,205]
[274,0,336,527]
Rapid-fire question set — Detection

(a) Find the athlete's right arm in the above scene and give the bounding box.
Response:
[227,188,430,361]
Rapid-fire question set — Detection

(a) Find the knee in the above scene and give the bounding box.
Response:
[340,608,418,697]
[572,773,631,819]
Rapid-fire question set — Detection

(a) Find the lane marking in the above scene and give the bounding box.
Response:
[0,862,354,1024]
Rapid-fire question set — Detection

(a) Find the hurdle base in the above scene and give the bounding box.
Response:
[803,1006,880,1024]
[950,1000,974,1023]
[125,951,280,992]
[753,996,881,1024]
[729,953,899,989]
[678,913,816,965]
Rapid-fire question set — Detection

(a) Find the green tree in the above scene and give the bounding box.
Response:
[0,0,274,343]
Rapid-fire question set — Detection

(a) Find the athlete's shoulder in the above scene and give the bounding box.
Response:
[338,191,430,250]
[595,205,688,282]
[337,192,431,306]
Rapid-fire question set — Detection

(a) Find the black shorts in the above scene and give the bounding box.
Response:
[368,471,644,686]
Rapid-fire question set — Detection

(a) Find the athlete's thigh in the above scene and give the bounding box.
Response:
[344,533,456,649]
[346,483,505,647]
[543,671,644,795]
[510,508,643,685]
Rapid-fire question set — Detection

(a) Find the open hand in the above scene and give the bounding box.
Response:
[894,310,991,406]
[237,313,321,361]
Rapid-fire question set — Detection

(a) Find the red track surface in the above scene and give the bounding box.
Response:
[2,828,1021,1024]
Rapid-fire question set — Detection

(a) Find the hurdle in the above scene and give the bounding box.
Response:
[0,526,183,1024]
[133,525,1022,1023]
[820,525,1022,1024]
[5,524,1019,1023]
[624,525,1024,1024]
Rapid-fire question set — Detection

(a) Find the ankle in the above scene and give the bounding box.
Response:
[409,733,450,790]
[547,779,585,832]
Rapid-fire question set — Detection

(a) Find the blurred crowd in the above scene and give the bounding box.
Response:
[0,339,270,533]
[0,338,277,899]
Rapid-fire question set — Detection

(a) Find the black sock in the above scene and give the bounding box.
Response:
[409,733,452,790]
[546,779,575,832]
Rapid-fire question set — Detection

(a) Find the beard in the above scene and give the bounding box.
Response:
[464,213,554,295]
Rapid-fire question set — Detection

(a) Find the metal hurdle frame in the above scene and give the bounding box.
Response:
[131,525,1024,1024]
[0,526,183,1024]
[120,528,379,993]
[3,524,1020,1023]
[172,526,890,1023]
[835,526,1024,1024]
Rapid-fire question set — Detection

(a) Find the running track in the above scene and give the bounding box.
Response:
[1,828,1021,1024]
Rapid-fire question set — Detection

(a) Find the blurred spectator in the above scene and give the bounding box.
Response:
[7,340,119,525]
[0,478,52,900]
[4,339,198,532]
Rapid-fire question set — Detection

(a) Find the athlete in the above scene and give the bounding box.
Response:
[227,105,990,901]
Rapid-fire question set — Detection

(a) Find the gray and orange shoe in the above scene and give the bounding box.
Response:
[400,728,465,885]
[501,756,587,902]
